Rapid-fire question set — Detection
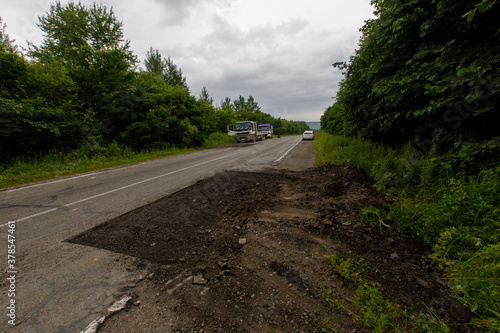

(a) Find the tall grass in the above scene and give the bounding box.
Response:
[202,132,236,147]
[313,132,500,332]
[0,133,237,189]
[0,142,194,189]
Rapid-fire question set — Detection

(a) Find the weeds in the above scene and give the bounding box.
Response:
[0,142,194,188]
[445,243,500,331]
[324,251,451,332]
[313,132,500,331]
[328,253,365,287]
[322,288,350,313]
[0,133,237,189]
[359,205,390,234]
[317,317,341,333]
[352,282,405,332]
[202,132,236,147]
[326,252,401,331]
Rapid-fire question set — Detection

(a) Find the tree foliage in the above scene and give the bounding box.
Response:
[0,1,309,162]
[144,47,189,90]
[214,95,310,135]
[144,47,165,76]
[163,56,188,90]
[29,1,135,66]
[322,0,499,167]
[0,17,17,53]
[199,87,213,106]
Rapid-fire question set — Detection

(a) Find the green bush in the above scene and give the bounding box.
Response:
[203,132,236,147]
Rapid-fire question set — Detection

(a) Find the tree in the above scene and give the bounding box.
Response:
[246,96,261,113]
[28,1,137,115]
[29,2,135,67]
[144,47,166,75]
[144,47,189,90]
[144,47,165,76]
[232,95,261,113]
[219,97,232,111]
[0,44,28,99]
[232,95,246,112]
[199,86,213,106]
[1,44,95,160]
[325,0,499,157]
[163,56,188,90]
[0,17,17,53]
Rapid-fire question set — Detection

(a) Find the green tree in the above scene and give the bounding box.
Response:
[246,95,261,113]
[325,0,499,160]
[117,72,217,149]
[29,2,135,66]
[28,1,137,116]
[232,95,247,112]
[0,44,28,99]
[1,43,97,160]
[0,17,17,53]
[164,56,188,90]
[144,47,165,76]
[232,95,261,113]
[199,86,213,106]
[29,61,77,107]
[219,97,233,111]
[144,47,189,90]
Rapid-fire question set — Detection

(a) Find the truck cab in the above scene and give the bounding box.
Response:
[257,123,273,139]
[233,121,265,143]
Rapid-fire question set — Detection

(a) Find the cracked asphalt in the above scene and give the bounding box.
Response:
[0,137,311,332]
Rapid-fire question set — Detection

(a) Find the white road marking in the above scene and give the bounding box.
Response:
[3,172,100,193]
[273,139,302,165]
[1,152,240,227]
[2,138,301,227]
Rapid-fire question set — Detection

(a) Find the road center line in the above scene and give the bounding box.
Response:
[273,139,302,165]
[1,152,240,227]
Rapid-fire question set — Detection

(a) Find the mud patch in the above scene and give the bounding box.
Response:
[69,165,472,332]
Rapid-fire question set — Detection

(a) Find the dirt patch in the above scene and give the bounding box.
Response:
[69,165,473,332]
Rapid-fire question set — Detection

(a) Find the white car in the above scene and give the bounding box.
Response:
[302,131,314,140]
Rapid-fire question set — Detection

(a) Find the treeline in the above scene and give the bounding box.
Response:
[321,0,499,171]
[0,2,309,162]
[215,95,311,136]
[318,1,499,330]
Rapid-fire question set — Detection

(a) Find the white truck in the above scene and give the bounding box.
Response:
[232,121,266,143]
[257,123,273,139]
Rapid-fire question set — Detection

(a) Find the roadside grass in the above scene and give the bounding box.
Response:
[313,132,500,332]
[202,132,237,147]
[0,133,245,189]
[322,252,450,332]
[0,142,195,189]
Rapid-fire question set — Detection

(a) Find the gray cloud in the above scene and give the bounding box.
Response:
[2,0,375,121]
[177,13,357,120]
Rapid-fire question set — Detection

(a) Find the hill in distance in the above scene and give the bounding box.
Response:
[306,122,321,130]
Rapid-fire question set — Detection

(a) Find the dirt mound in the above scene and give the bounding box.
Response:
[69,165,473,332]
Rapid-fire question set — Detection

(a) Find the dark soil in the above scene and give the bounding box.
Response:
[69,165,475,332]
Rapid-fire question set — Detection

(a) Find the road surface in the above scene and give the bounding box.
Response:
[0,137,314,332]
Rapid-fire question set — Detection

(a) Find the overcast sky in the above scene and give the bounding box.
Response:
[2,0,375,121]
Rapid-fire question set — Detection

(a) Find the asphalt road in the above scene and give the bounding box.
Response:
[0,136,314,332]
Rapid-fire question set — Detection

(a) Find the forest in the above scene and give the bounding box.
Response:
[321,0,498,171]
[319,0,499,330]
[0,1,310,163]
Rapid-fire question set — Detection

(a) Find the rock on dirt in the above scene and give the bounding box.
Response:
[69,165,474,332]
